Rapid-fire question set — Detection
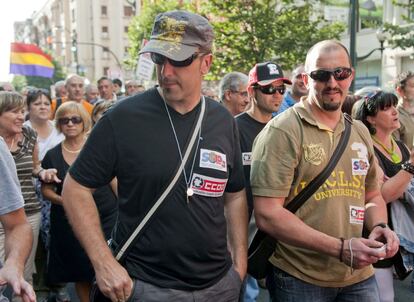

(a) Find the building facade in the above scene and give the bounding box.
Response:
[15,0,137,82]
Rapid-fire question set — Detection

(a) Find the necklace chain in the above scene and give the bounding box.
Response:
[62,141,82,154]
[371,135,401,163]
[162,97,203,203]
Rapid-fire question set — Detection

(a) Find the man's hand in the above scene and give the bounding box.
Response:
[369,225,399,259]
[341,238,387,269]
[95,258,133,302]
[0,265,36,302]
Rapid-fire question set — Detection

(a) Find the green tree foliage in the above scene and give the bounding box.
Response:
[126,0,196,69]
[127,0,345,80]
[12,59,66,92]
[383,0,414,49]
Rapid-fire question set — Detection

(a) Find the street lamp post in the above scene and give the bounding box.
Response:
[349,1,386,91]
[349,0,359,92]
[357,29,386,61]
[54,26,122,76]
[71,31,80,74]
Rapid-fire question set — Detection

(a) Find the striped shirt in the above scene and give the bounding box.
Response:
[11,126,40,214]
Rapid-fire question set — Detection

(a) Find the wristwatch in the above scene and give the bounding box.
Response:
[373,222,388,229]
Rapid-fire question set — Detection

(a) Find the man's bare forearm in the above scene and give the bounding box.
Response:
[1,209,33,272]
[62,174,114,268]
[364,190,388,231]
[224,190,248,276]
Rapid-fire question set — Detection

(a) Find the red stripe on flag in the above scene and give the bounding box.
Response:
[11,43,52,62]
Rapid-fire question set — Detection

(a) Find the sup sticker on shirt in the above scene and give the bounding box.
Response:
[349,206,365,224]
[200,149,227,172]
[190,173,228,197]
[351,158,369,175]
[242,152,252,166]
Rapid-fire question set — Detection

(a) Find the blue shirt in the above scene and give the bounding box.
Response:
[275,91,296,116]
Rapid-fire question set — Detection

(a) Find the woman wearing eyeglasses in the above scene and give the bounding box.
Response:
[41,102,117,302]
[356,91,414,302]
[0,91,60,300]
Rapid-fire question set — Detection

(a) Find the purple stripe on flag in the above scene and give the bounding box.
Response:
[10,63,54,78]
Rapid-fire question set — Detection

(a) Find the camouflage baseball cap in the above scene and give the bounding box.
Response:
[139,10,214,61]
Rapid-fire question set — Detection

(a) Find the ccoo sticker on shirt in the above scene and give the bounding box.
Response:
[190,173,228,197]
[242,152,252,166]
[199,149,227,172]
[349,206,365,224]
[351,158,369,175]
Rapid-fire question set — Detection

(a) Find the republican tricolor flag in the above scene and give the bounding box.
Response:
[10,43,54,78]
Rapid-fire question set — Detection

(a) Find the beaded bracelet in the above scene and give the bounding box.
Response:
[401,161,414,175]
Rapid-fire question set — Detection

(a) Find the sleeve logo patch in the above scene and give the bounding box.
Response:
[200,149,227,172]
[351,158,369,175]
[242,152,252,166]
[190,173,228,197]
[349,206,365,224]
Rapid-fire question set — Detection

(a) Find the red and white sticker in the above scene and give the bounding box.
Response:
[349,206,365,224]
[190,173,228,197]
[200,149,227,172]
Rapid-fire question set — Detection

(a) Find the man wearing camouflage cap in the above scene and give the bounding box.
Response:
[62,10,247,302]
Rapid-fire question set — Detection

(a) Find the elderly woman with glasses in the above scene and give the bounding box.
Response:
[41,101,117,302]
[356,91,414,302]
[0,91,60,297]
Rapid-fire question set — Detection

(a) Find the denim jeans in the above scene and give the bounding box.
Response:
[243,275,259,302]
[266,266,379,302]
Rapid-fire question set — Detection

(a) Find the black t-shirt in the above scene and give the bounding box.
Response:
[69,88,245,290]
[235,112,267,217]
[373,140,409,269]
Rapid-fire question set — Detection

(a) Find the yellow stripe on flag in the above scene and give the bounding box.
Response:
[10,52,53,68]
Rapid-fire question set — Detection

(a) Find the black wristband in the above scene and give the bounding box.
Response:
[339,237,345,262]
[401,161,414,175]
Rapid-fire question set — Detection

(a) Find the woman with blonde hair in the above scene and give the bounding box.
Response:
[41,101,117,302]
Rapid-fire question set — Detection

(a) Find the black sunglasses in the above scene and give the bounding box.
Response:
[308,67,352,82]
[58,116,83,125]
[254,85,286,95]
[27,88,50,96]
[150,53,200,67]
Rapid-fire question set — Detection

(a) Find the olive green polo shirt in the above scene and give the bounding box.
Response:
[251,99,379,287]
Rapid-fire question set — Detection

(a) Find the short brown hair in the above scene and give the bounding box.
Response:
[0,91,25,115]
[55,101,91,133]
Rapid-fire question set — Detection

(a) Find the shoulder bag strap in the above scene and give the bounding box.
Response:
[286,113,352,213]
[114,97,206,261]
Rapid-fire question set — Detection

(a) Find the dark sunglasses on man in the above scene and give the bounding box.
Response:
[308,67,352,82]
[253,85,286,95]
[150,53,200,67]
[58,116,83,125]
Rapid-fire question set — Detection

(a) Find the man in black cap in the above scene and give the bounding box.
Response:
[236,61,291,301]
[62,10,247,302]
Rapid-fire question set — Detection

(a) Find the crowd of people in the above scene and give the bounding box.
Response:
[0,8,413,302]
